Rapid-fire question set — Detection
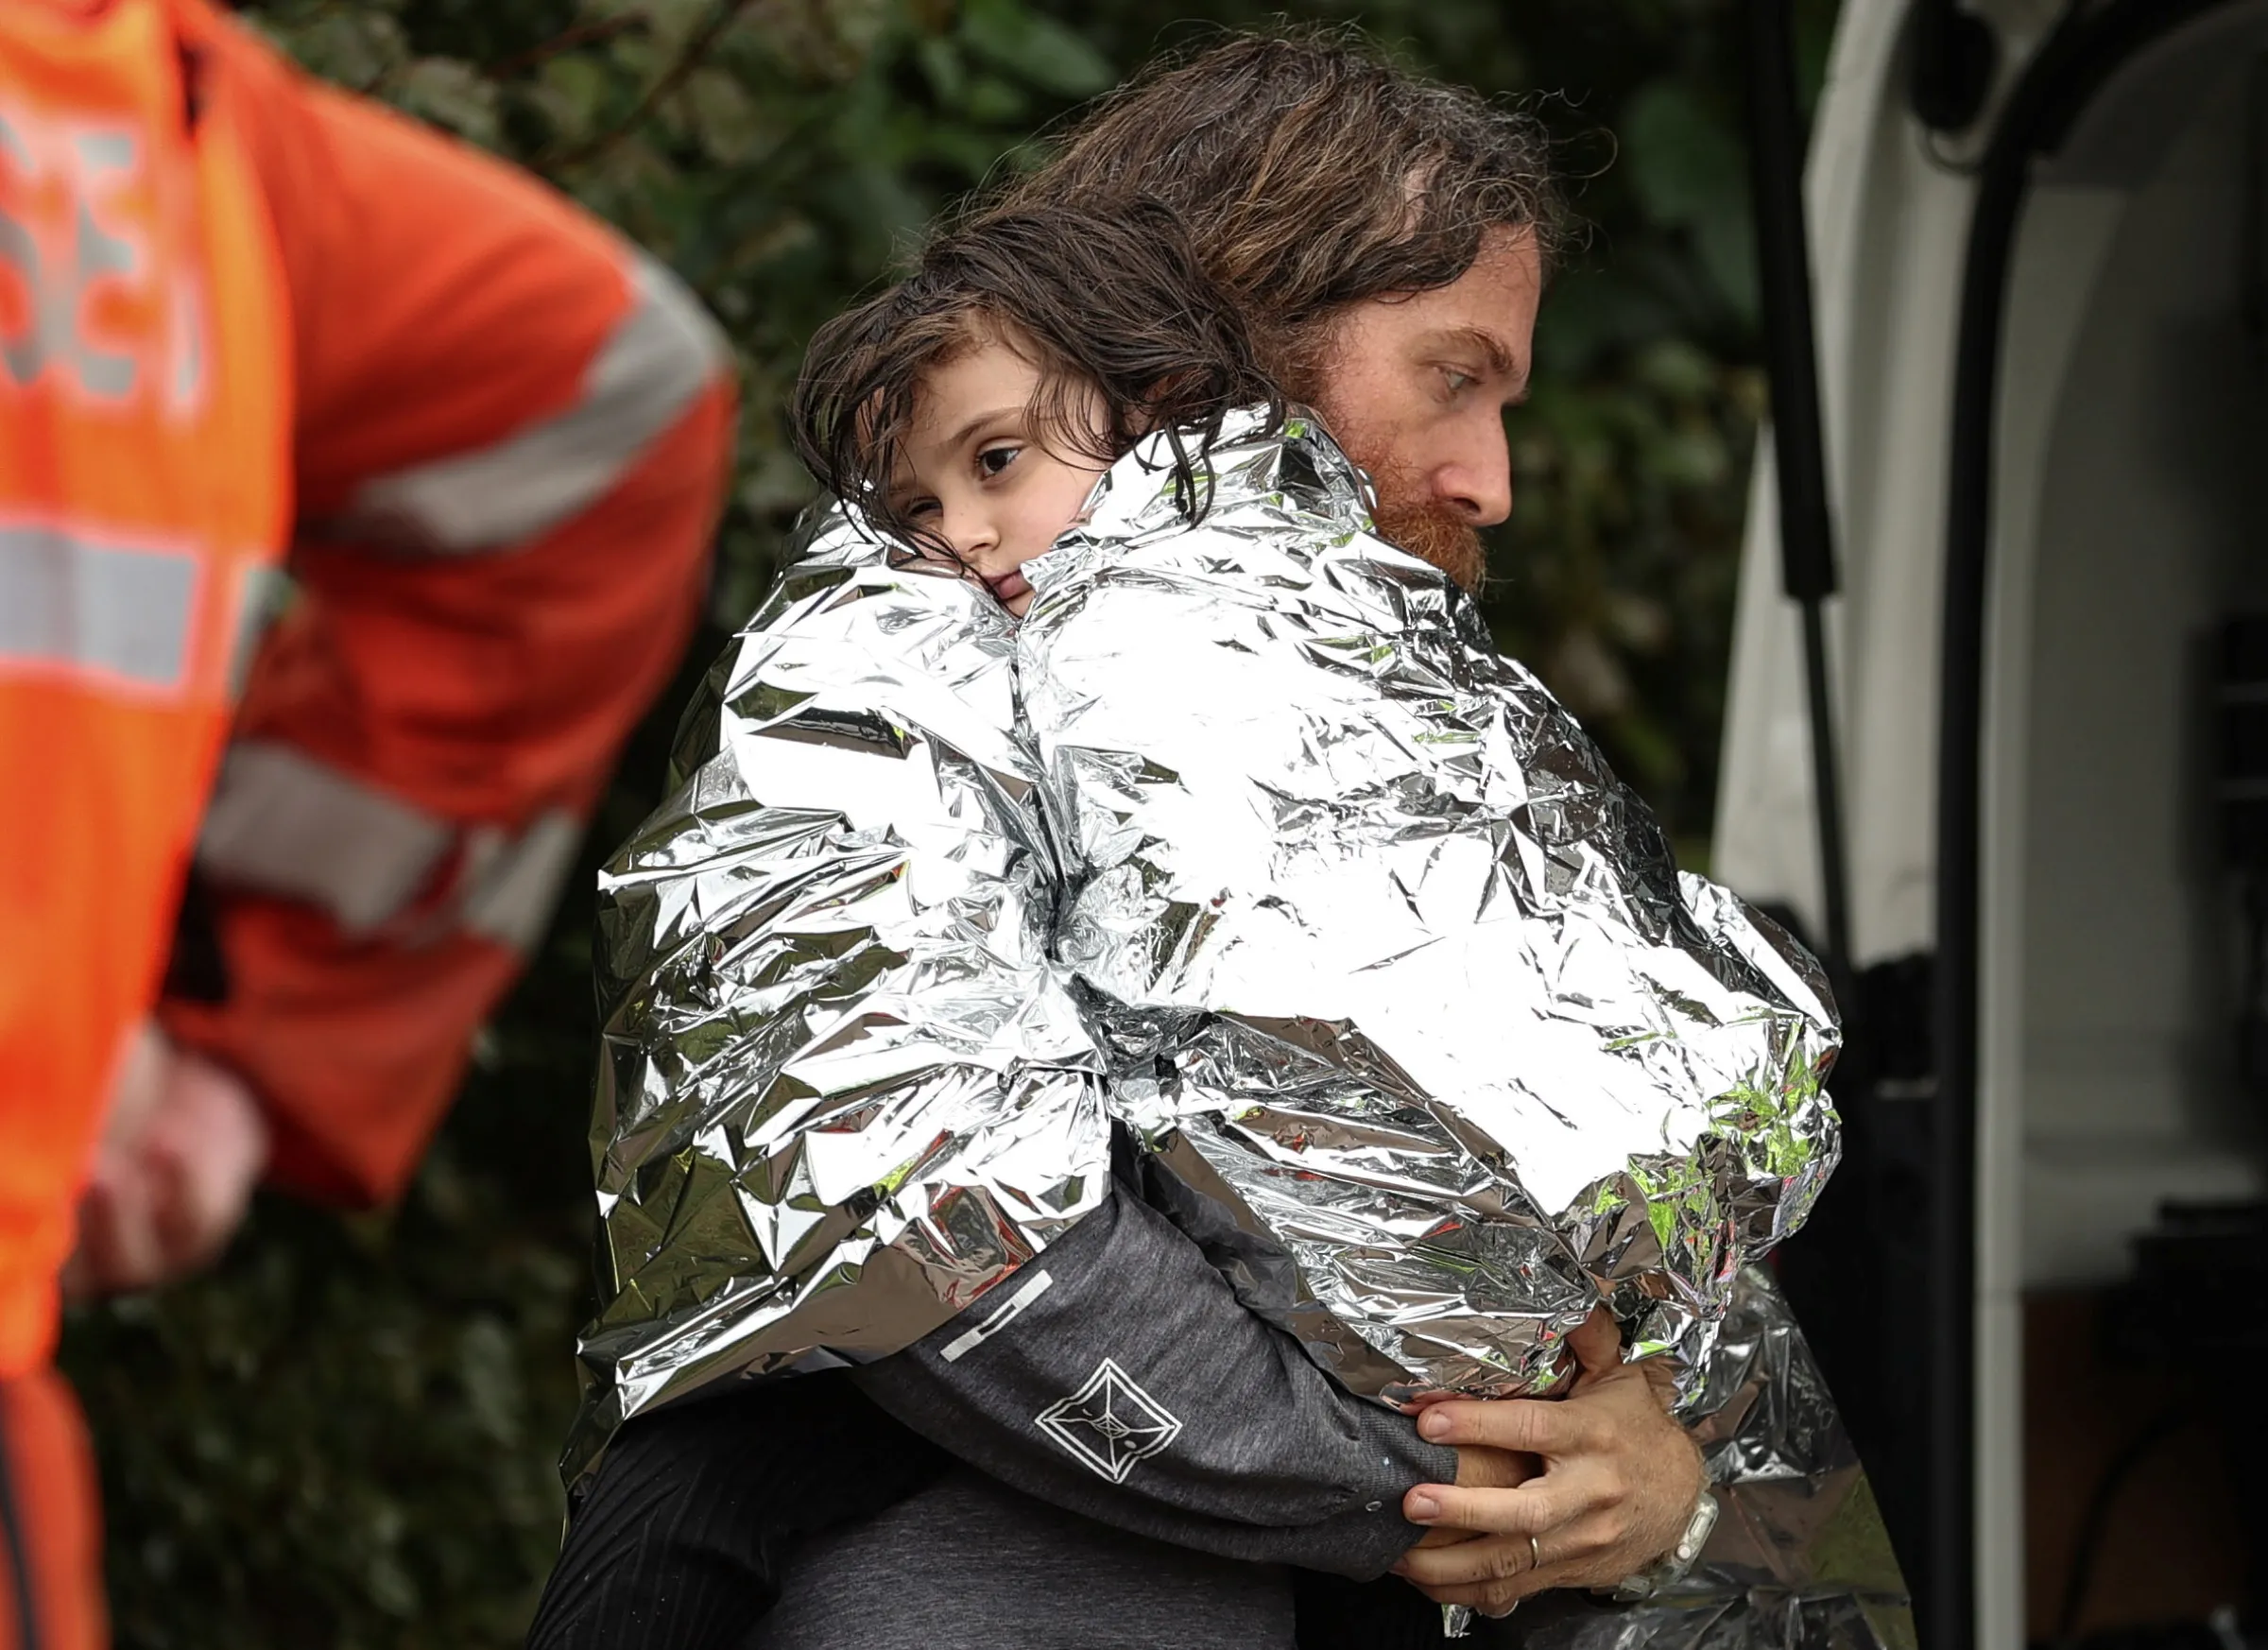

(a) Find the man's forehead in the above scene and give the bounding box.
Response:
[1355,232,1540,361]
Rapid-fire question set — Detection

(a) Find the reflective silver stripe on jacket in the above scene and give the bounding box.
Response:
[335,251,729,555]
[460,807,582,952]
[198,743,452,934]
[197,741,580,949]
[0,523,198,687]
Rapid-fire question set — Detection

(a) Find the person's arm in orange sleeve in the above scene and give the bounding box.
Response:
[145,7,736,1213]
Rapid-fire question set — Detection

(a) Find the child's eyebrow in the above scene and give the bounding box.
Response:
[944,405,1025,452]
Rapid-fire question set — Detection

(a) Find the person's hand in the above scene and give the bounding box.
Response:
[61,1024,269,1298]
[1452,1443,1535,1491]
[1403,1435,1540,1554]
[1387,1308,1705,1617]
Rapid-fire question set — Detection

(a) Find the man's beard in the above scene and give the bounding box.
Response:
[1367,486,1487,593]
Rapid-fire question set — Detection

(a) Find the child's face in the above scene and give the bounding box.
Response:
[888,337,1107,616]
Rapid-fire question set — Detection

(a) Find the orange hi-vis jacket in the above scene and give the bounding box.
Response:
[0,0,735,1382]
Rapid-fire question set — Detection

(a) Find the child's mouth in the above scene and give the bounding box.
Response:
[986,568,1033,606]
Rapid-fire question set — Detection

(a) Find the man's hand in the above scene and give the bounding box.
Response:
[62,1024,269,1298]
[1388,1309,1705,1617]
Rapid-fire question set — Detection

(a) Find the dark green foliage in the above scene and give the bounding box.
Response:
[60,1,1834,1641]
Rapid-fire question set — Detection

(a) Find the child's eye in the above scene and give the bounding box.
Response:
[904,496,941,520]
[977,443,1022,478]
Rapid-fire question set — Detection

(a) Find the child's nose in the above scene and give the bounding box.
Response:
[941,503,998,559]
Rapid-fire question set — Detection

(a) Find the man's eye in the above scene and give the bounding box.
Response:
[978,444,1022,477]
[1440,368,1477,395]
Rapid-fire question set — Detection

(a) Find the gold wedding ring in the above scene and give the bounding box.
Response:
[1528,1534,1543,1572]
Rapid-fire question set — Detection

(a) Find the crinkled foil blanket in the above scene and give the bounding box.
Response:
[570,413,1888,1640]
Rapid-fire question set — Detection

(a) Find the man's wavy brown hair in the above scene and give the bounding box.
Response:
[991,29,1564,386]
[793,199,1280,560]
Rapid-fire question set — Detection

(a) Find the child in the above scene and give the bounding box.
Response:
[534,203,1293,1650]
[791,199,1280,613]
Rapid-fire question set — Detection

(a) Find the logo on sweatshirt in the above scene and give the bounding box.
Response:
[1035,1359,1183,1483]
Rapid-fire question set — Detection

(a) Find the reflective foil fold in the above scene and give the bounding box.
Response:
[568,410,1842,1492]
[1021,412,1843,1403]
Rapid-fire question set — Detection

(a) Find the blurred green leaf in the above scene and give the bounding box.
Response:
[959,0,1114,97]
[254,5,409,87]
[680,64,767,163]
[394,56,504,147]
[1622,80,1742,229]
[523,54,609,146]
[1620,78,1757,318]
[916,34,968,105]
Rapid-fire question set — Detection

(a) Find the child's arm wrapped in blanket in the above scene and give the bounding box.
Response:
[561,524,1112,1484]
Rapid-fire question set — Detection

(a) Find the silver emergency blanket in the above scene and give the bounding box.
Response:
[1521,1267,1915,1650]
[1023,412,1841,1405]
[565,410,1841,1487]
[564,535,1106,1487]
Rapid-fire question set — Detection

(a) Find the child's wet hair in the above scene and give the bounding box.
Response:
[792,198,1282,558]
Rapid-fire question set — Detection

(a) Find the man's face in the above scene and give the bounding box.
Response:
[1301,228,1541,592]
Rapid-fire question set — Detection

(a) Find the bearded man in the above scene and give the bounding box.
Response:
[529,33,1713,1650]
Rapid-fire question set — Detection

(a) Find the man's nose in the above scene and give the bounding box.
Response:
[1436,418,1513,527]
